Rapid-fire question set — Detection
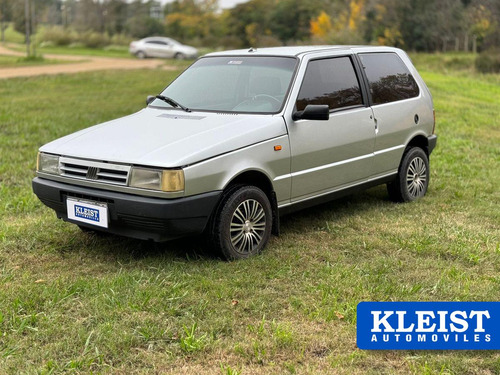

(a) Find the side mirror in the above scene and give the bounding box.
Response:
[146,95,156,105]
[293,104,329,121]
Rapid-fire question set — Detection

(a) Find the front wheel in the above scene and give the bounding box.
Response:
[387,147,429,202]
[210,186,272,261]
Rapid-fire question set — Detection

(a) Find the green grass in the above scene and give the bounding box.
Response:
[0,55,86,68]
[1,23,132,59]
[0,54,499,374]
[4,42,133,59]
[0,23,25,44]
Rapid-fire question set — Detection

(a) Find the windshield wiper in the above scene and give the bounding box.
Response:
[155,95,191,112]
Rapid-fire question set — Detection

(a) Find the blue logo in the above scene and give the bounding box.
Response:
[74,205,100,222]
[357,302,500,350]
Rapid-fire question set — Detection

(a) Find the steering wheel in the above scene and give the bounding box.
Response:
[252,94,281,105]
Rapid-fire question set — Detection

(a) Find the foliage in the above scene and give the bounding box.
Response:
[41,25,75,46]
[310,11,332,39]
[0,0,13,41]
[179,323,207,353]
[475,48,500,72]
[1,0,499,51]
[269,0,318,44]
[125,15,164,39]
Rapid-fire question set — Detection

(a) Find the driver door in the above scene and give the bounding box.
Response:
[287,55,376,201]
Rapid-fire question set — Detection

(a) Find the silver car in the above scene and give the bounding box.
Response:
[129,37,198,59]
[33,46,437,260]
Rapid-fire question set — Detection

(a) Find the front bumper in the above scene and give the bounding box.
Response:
[32,177,221,242]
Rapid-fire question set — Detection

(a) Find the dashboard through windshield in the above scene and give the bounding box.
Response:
[151,56,298,114]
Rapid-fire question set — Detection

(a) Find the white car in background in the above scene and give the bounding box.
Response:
[129,37,198,59]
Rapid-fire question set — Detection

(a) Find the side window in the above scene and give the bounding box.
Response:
[296,56,363,112]
[147,41,166,45]
[359,53,419,105]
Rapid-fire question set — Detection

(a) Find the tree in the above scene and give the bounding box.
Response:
[269,0,318,44]
[0,0,12,42]
[226,0,270,47]
[310,11,332,39]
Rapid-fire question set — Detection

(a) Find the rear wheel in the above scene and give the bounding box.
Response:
[387,147,429,202]
[210,186,272,261]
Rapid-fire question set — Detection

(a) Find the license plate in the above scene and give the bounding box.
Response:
[66,198,108,228]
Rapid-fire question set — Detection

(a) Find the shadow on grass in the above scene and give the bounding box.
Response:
[279,185,390,235]
[53,185,391,263]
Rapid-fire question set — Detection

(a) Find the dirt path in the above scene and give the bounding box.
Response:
[0,45,174,79]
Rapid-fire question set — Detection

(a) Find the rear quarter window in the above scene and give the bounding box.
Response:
[359,53,419,105]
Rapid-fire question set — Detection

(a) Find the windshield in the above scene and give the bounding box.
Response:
[151,56,297,114]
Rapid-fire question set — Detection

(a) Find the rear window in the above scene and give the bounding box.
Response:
[359,53,419,105]
[296,56,363,111]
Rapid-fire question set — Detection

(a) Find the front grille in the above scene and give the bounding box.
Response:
[65,192,114,204]
[59,157,130,186]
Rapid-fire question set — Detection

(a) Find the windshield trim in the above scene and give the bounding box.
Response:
[149,55,300,115]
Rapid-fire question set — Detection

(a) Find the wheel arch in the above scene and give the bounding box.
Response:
[222,170,280,236]
[405,133,430,156]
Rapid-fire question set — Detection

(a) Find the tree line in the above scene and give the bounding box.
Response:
[1,0,499,52]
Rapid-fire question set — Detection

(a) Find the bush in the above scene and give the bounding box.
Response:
[110,34,133,46]
[79,31,110,48]
[41,26,76,46]
[475,49,500,73]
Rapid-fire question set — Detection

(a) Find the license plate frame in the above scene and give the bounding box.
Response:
[66,198,109,228]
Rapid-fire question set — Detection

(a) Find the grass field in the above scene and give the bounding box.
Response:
[0,54,499,374]
[0,55,86,68]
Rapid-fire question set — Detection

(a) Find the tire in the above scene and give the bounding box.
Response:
[174,52,186,60]
[136,51,146,59]
[387,147,429,202]
[210,185,272,261]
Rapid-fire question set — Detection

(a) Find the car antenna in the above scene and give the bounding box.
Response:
[248,47,257,52]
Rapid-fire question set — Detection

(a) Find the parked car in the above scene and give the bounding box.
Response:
[129,37,198,59]
[33,46,437,260]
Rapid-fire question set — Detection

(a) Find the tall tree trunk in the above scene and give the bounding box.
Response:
[31,0,36,56]
[25,0,30,57]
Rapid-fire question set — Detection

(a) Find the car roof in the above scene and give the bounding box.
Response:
[142,36,174,42]
[205,45,394,58]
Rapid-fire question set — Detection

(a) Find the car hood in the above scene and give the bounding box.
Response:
[179,44,197,53]
[40,107,287,167]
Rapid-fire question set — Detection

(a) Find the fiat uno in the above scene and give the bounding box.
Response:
[33,46,437,260]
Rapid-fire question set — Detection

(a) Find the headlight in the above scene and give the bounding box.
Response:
[129,167,184,192]
[37,152,60,175]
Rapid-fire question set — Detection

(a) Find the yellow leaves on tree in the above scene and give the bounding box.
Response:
[377,27,404,47]
[310,11,332,38]
[311,0,365,40]
[245,23,259,47]
[348,0,365,31]
[469,4,494,40]
[166,13,204,38]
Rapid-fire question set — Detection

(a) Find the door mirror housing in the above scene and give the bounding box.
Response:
[146,95,156,105]
[293,104,330,121]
